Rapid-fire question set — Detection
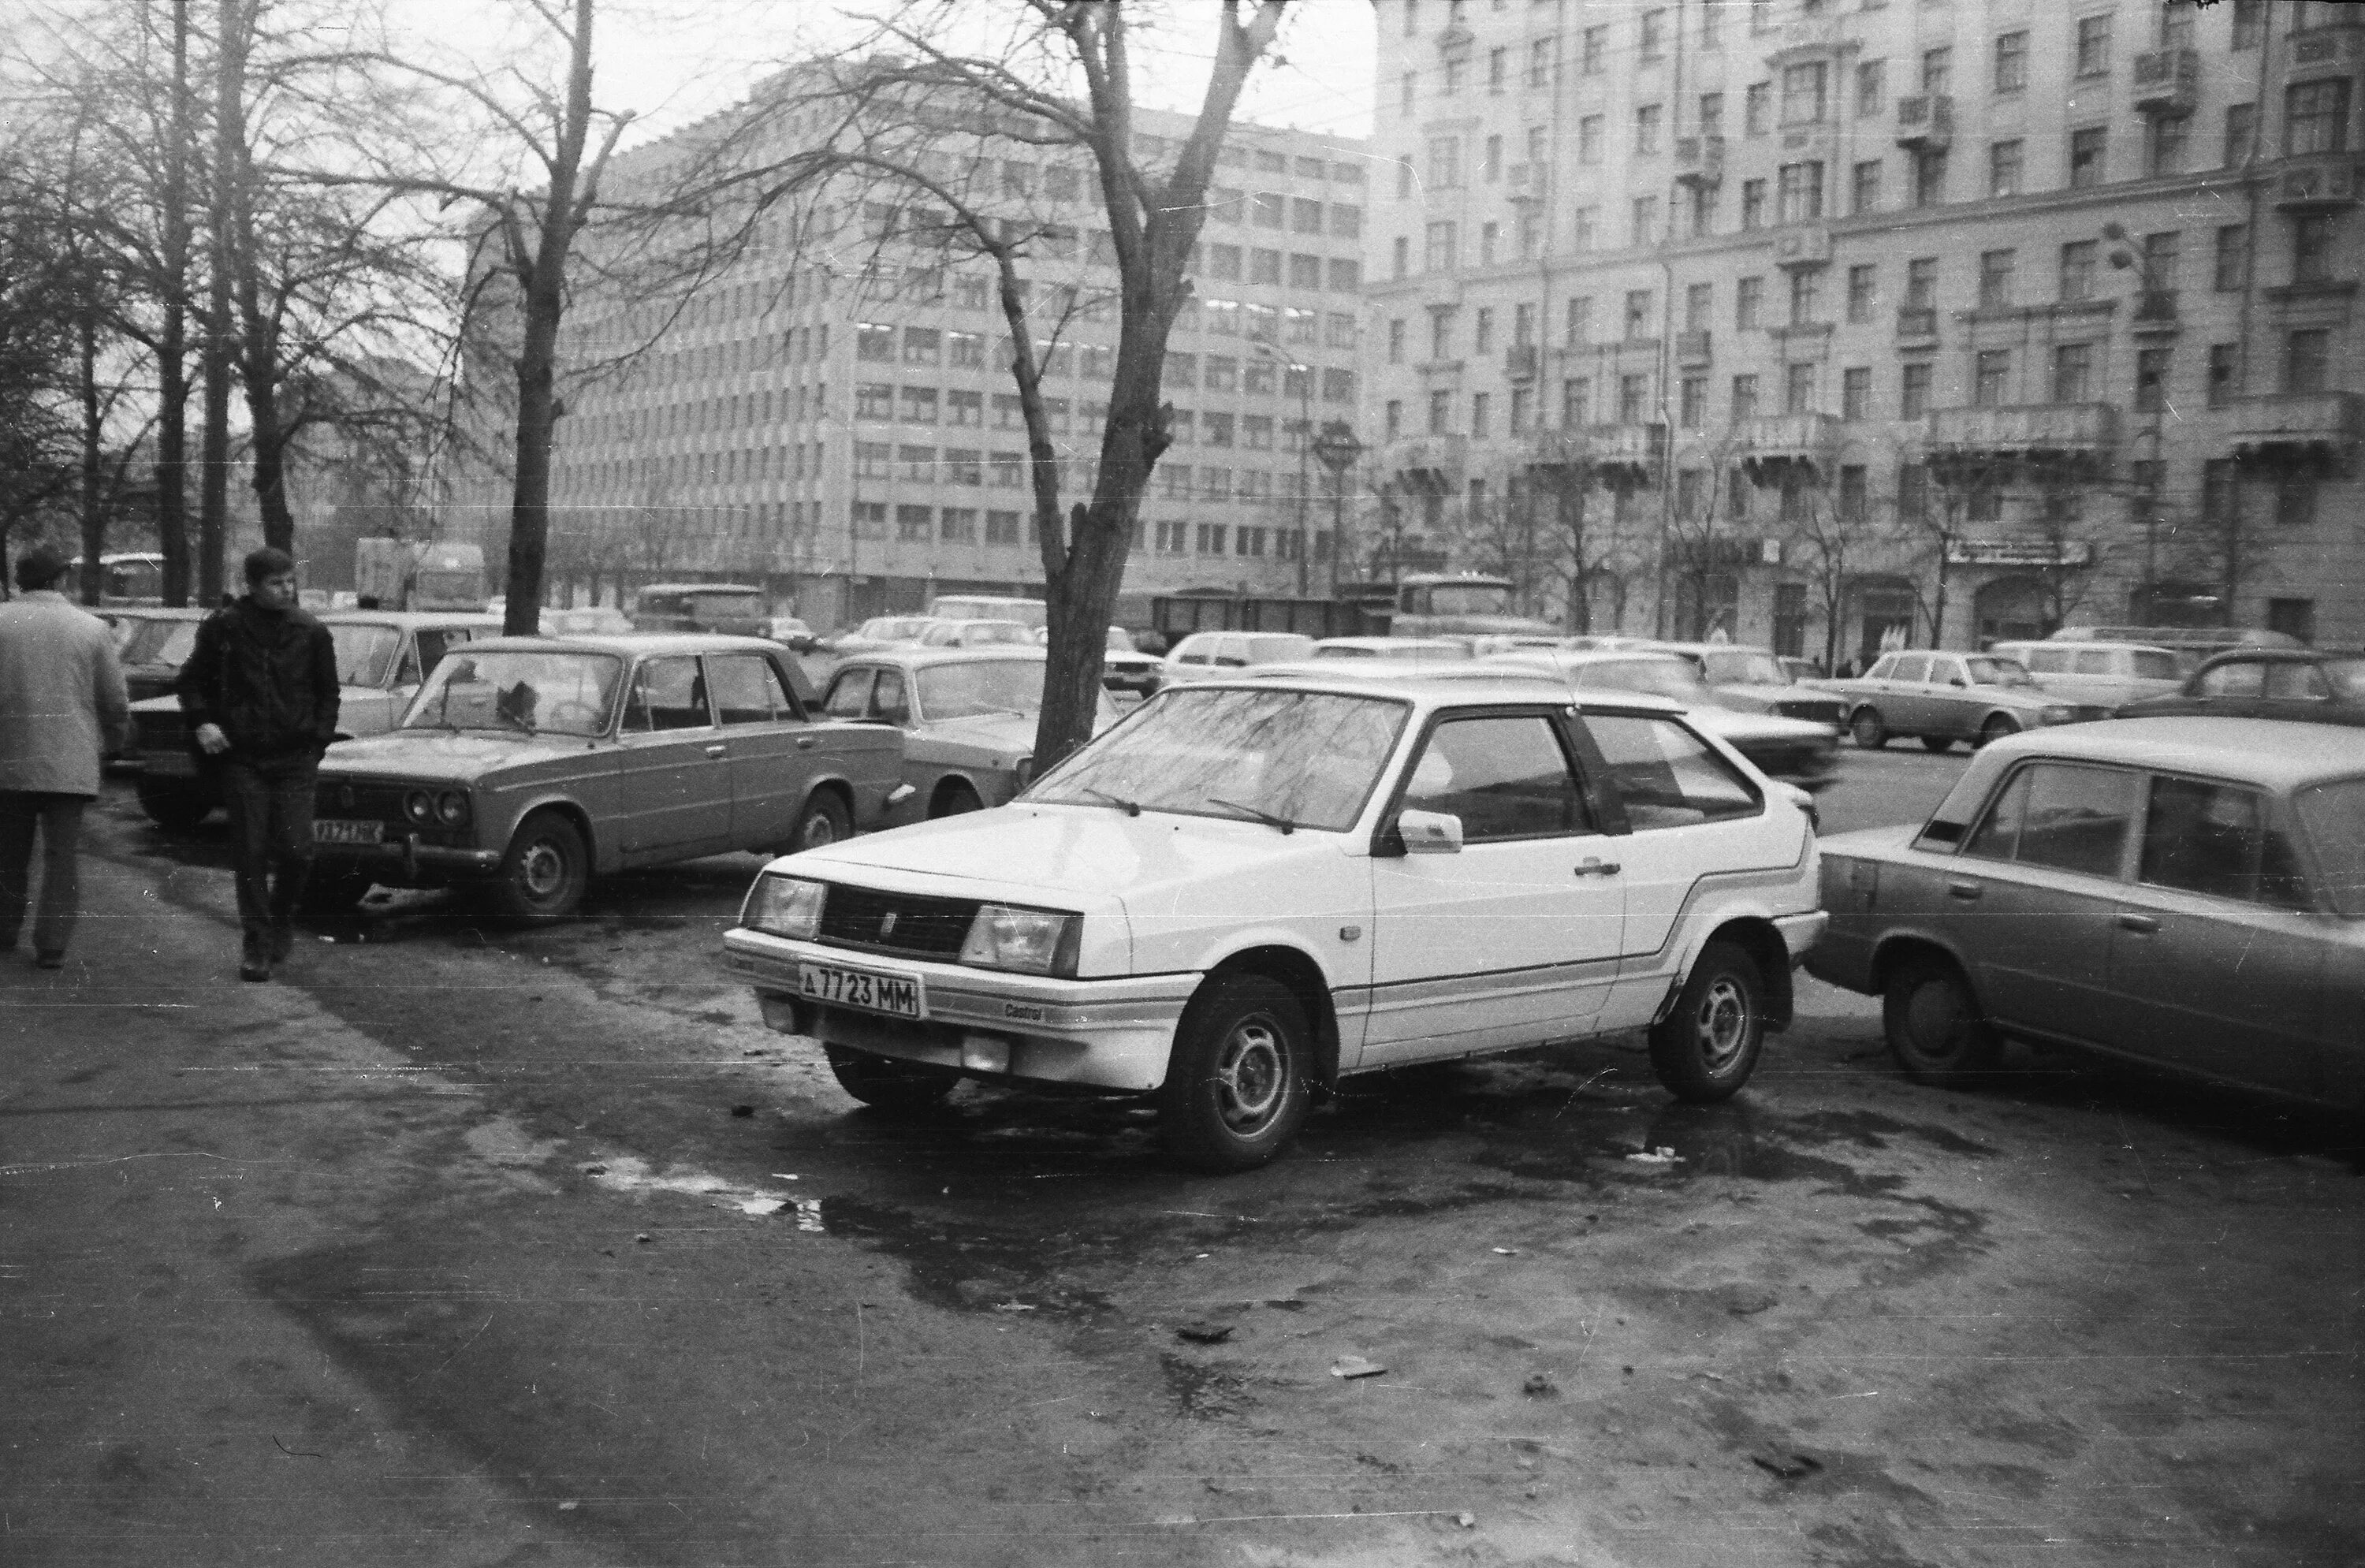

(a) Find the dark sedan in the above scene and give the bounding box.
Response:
[2116,647,2365,727]
[1807,717,2365,1108]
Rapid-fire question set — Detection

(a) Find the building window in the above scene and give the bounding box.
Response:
[1789,267,1821,326]
[1624,289,1656,340]
[1470,392,1492,438]
[1846,263,1876,322]
[1582,24,1605,73]
[2275,479,2318,531]
[2147,113,2189,177]
[1897,462,1929,523]
[1741,178,1767,229]
[1838,465,1868,522]
[1856,59,1885,117]
[1777,161,1824,222]
[2075,14,2110,77]
[2207,342,2238,407]
[1974,349,2011,407]
[987,510,1022,545]
[1474,307,1496,356]
[2293,215,2336,285]
[2202,459,2241,531]
[1921,45,1951,94]
[2069,127,2106,188]
[1428,389,1452,433]
[1699,92,1724,139]
[2233,0,2263,49]
[1988,140,2023,198]
[1572,207,1596,251]
[2133,346,2171,413]
[1745,81,1771,136]
[1785,363,1816,414]
[1387,318,1406,363]
[2059,240,2097,302]
[939,506,978,542]
[1842,366,1872,420]
[1480,222,1499,264]
[2225,103,2257,168]
[1488,47,1507,91]
[1429,308,1454,360]
[1529,37,1553,88]
[2051,342,2093,403]
[1636,103,1663,155]
[1680,374,1708,428]
[1901,359,1931,419]
[1618,374,1652,423]
[895,504,933,542]
[1563,377,1592,428]
[1994,31,2027,94]
[1641,7,1667,61]
[1700,0,1722,48]
[1852,159,1882,214]
[2214,225,2248,291]
[1684,283,1713,333]
[1425,221,1458,271]
[1782,61,1828,125]
[1579,114,1604,164]
[1689,181,1720,238]
[1911,148,1947,207]
[1427,135,1463,189]
[948,389,983,426]
[1736,274,1764,330]
[1385,399,1403,438]
[1978,248,2015,309]
[1566,295,1593,346]
[1731,373,1759,422]
[2286,329,2330,393]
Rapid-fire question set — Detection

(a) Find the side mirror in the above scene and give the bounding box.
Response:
[1396,809,1465,855]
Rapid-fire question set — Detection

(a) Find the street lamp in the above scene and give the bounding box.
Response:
[1311,422,1366,601]
[1252,339,1313,595]
[2102,222,2171,619]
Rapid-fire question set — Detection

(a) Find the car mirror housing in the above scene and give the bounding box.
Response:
[1396,810,1465,855]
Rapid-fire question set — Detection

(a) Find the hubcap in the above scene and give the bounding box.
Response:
[520,839,567,899]
[1693,978,1750,1071]
[803,813,839,848]
[1907,981,1970,1058]
[1214,1015,1287,1134]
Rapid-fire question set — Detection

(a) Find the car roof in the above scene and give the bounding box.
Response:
[635,582,763,594]
[1651,642,1778,657]
[832,646,1047,669]
[1313,636,1464,650]
[320,610,505,628]
[456,632,789,656]
[1501,647,1690,668]
[1213,664,1686,714]
[1992,638,2174,654]
[2193,646,2361,667]
[1991,716,2365,788]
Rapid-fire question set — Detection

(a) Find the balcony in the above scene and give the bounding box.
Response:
[2132,290,2180,333]
[1895,94,1953,152]
[1675,329,1713,366]
[1523,427,1590,481]
[2131,48,2199,117]
[1732,413,1840,486]
[1387,434,1467,496]
[1927,404,2119,471]
[2274,153,2363,213]
[1581,422,1667,486]
[1896,305,1940,341]
[2223,392,2364,472]
[1770,223,1832,271]
[1504,344,1540,381]
[1763,9,1854,67]
[1674,135,1726,188]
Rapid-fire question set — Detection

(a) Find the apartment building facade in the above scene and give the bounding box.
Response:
[534,91,1370,631]
[1371,0,2363,661]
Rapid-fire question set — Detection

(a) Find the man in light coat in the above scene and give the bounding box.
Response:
[0,545,131,967]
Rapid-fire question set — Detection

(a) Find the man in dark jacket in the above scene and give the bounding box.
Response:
[176,547,340,981]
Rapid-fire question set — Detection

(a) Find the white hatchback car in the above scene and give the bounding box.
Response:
[722,671,1825,1171]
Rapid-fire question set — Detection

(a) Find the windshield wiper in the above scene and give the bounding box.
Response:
[1071,785,1141,817]
[1205,796,1295,835]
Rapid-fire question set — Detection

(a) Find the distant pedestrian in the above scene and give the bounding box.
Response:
[0,545,131,968]
[176,547,340,981]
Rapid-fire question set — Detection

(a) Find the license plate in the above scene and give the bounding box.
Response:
[799,961,926,1019]
[314,819,385,845]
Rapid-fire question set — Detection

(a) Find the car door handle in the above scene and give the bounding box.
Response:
[2116,913,2160,934]
[1946,880,1983,901]
[1575,858,1622,877]
[704,744,727,758]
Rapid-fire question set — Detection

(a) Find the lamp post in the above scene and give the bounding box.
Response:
[1253,340,1313,595]
[2102,222,2170,621]
[1312,422,1366,602]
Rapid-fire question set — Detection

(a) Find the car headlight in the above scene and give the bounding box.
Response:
[2039,705,2076,724]
[435,790,469,827]
[959,903,1079,976]
[743,874,826,940]
[404,788,434,824]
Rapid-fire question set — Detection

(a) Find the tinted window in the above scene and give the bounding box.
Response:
[1963,763,2137,878]
[624,657,711,732]
[2196,661,2266,697]
[2139,776,2309,908]
[710,655,792,724]
[824,669,874,718]
[1587,715,1762,830]
[1399,716,1592,842]
[2296,777,2365,916]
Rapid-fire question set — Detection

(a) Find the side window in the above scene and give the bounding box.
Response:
[1866,654,1897,679]
[623,656,711,732]
[2072,650,2115,675]
[2263,662,2330,700]
[870,669,911,725]
[824,669,874,718]
[2139,777,2308,908]
[412,630,453,685]
[1931,657,1965,687]
[1178,639,1211,666]
[1399,714,1593,842]
[2028,648,2071,674]
[709,655,784,724]
[1213,637,1249,668]
[2197,661,2266,697]
[1585,715,1762,830]
[1964,763,2138,878]
[1890,654,1930,683]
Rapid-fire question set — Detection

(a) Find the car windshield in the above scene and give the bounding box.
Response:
[1423,583,1515,616]
[1025,686,1408,832]
[2296,777,2365,917]
[1701,651,1789,686]
[1578,658,1711,702]
[1965,656,2036,687]
[125,619,200,665]
[401,650,624,737]
[330,624,403,687]
[916,660,1049,720]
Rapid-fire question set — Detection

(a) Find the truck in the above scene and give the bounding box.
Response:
[355,538,488,612]
[1150,574,1559,646]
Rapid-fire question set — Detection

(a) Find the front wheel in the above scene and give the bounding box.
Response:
[1849,709,1889,750]
[489,810,588,922]
[788,790,852,851]
[824,1046,960,1112]
[1977,715,2020,748]
[1157,974,1314,1173]
[1882,955,2002,1086]
[929,781,983,818]
[1648,940,1767,1103]
[136,777,214,832]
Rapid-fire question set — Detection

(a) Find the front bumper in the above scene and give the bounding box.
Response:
[313,833,502,881]
[721,926,1197,1092]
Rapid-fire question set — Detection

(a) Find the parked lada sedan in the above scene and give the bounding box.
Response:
[1820,650,2110,752]
[722,670,1825,1171]
[305,635,903,921]
[1484,649,1842,792]
[818,647,1121,825]
[1649,642,1847,728]
[1808,717,2365,1108]
[130,609,504,829]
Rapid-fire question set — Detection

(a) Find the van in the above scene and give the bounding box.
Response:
[1991,639,2184,711]
[632,583,768,637]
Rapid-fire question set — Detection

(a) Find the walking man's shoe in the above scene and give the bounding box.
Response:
[34,949,64,969]
[240,933,270,983]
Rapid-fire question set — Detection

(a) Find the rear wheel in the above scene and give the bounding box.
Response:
[1648,940,1767,1103]
[1157,974,1314,1173]
[789,790,852,851]
[1977,715,2020,748]
[825,1046,960,1112]
[136,777,214,832]
[1882,955,2002,1086]
[1920,736,1953,754]
[489,810,588,922]
[1849,709,1889,750]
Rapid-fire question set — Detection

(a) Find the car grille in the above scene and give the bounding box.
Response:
[1776,697,1845,724]
[315,780,415,825]
[816,884,981,960]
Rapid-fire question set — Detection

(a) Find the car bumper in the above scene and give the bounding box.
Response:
[1774,911,1828,966]
[313,834,502,881]
[721,927,1197,1092]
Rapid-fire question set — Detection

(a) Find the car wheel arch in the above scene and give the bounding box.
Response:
[510,797,600,870]
[1868,933,1983,1010]
[928,773,985,815]
[1190,945,1341,1092]
[1663,917,1793,1034]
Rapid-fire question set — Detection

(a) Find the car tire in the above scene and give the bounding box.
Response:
[789,790,852,851]
[1882,955,2002,1086]
[929,782,983,818]
[1849,709,1889,750]
[1648,940,1767,1104]
[824,1045,960,1112]
[1920,736,1953,754]
[1977,715,2020,748]
[136,778,214,832]
[1156,973,1314,1174]
[490,810,588,922]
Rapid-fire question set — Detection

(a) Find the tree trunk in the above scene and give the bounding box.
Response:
[196,0,242,602]
[154,0,194,605]
[76,311,104,605]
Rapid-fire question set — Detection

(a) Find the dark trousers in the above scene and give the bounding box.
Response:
[0,791,87,955]
[221,758,317,941]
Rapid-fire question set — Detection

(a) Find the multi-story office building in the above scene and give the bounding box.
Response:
[534,88,1370,629]
[1370,0,2362,660]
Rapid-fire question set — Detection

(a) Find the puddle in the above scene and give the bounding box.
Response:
[578,1155,814,1224]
